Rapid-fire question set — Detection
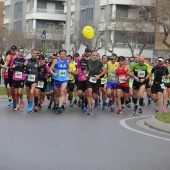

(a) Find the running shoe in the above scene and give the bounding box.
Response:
[99,98,101,106]
[108,100,112,107]
[47,104,51,110]
[61,105,65,111]
[70,100,74,107]
[27,106,33,113]
[126,103,131,108]
[13,102,16,110]
[138,108,142,114]
[111,106,115,112]
[133,105,138,115]
[33,106,38,112]
[38,103,42,109]
[87,109,93,115]
[14,105,20,111]
[147,99,151,106]
[57,107,63,114]
[163,108,167,113]
[121,105,125,110]
[20,99,24,108]
[155,109,159,114]
[83,107,87,113]
[94,99,99,108]
[8,101,13,106]
[73,99,77,105]
[78,100,81,107]
[102,103,106,110]
[81,101,85,110]
[117,109,122,114]
[41,98,45,104]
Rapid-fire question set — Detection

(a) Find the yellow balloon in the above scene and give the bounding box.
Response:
[82,26,95,40]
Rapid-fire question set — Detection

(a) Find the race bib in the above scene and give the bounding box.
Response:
[36,81,44,88]
[101,78,107,85]
[14,71,22,79]
[89,76,97,83]
[137,70,145,78]
[160,83,165,89]
[109,72,115,77]
[27,74,36,82]
[119,75,126,83]
[59,70,66,77]
[164,78,170,83]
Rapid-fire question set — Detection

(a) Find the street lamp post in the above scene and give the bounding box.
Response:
[65,0,71,54]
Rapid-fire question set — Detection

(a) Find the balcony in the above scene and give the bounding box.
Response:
[4,0,11,6]
[25,28,64,41]
[26,8,66,21]
[99,17,155,32]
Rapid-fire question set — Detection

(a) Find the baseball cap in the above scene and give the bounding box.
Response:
[85,47,91,52]
[158,57,164,62]
[11,45,17,51]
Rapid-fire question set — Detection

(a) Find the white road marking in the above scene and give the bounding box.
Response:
[120,115,170,141]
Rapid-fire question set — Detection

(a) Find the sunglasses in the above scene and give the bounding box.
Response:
[118,59,124,62]
[18,50,24,52]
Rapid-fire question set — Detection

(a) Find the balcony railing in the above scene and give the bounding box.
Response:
[30,8,64,14]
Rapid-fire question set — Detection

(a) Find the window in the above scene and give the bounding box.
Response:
[116,5,128,18]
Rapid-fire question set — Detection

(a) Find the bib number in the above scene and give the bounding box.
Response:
[36,81,44,88]
[14,71,22,79]
[119,75,126,83]
[101,78,107,85]
[160,83,165,89]
[164,78,170,83]
[137,70,145,78]
[27,74,36,82]
[109,72,115,77]
[89,76,97,83]
[59,70,66,77]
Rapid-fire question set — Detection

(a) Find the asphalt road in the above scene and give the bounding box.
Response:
[0,100,170,170]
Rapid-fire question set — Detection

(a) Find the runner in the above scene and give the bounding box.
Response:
[84,51,106,115]
[0,51,13,106]
[10,48,27,111]
[129,56,152,115]
[34,55,50,112]
[151,57,170,114]
[67,55,76,107]
[106,54,119,112]
[25,49,39,113]
[100,55,108,110]
[116,56,130,114]
[46,54,56,110]
[77,48,91,112]
[50,49,69,114]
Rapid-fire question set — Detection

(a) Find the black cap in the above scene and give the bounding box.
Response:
[74,53,80,57]
[39,54,45,60]
[11,45,17,51]
[118,56,125,61]
[85,47,91,52]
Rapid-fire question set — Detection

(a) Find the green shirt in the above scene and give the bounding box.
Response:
[87,60,104,77]
[130,63,151,78]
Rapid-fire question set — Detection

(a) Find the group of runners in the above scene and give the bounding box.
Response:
[0,45,170,115]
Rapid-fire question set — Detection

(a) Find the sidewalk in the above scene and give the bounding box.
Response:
[145,116,170,134]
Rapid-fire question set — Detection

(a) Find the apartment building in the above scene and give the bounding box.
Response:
[155,0,170,58]
[65,0,155,59]
[3,0,66,53]
[0,0,4,30]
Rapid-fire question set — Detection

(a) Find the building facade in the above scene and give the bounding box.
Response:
[0,0,4,30]
[65,0,156,59]
[3,0,66,53]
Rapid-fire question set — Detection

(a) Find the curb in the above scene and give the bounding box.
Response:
[145,116,170,134]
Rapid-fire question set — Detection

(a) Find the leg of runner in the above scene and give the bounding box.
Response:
[34,88,40,112]
[138,85,145,114]
[163,88,167,113]
[116,88,123,114]
[87,88,93,115]
[132,89,139,115]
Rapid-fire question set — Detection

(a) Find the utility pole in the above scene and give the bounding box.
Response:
[65,0,71,54]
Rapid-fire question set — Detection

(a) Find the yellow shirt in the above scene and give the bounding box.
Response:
[107,61,119,82]
[69,63,76,83]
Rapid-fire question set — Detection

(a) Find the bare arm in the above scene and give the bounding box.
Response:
[50,59,57,76]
